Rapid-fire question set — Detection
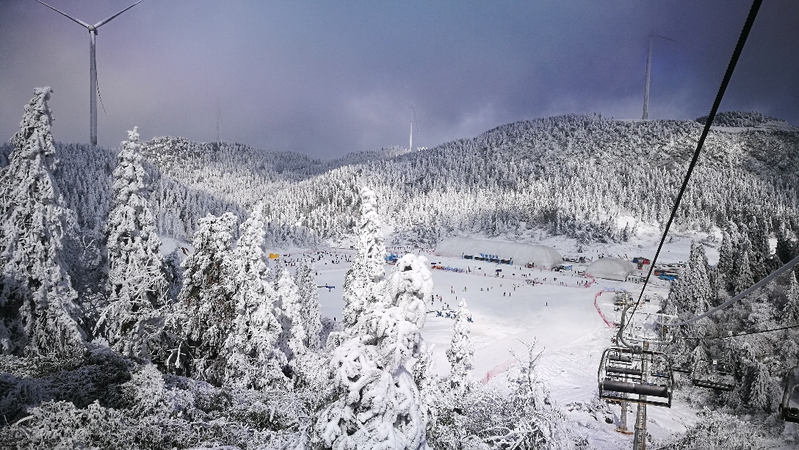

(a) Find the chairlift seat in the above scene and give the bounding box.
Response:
[608,353,633,364]
[601,380,669,398]
[781,368,799,423]
[692,358,736,391]
[598,346,673,408]
[692,378,735,391]
[781,405,799,423]
[606,366,643,377]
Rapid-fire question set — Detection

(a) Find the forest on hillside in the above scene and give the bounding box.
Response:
[3,112,797,251]
[2,88,799,448]
[1,89,578,448]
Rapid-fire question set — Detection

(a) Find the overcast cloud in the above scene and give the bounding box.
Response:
[1,1,797,159]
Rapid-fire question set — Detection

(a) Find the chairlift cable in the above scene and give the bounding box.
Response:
[678,322,799,341]
[622,0,763,338]
[666,252,799,327]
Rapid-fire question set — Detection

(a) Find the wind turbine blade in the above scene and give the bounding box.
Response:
[94,1,142,28]
[653,34,677,43]
[35,0,91,29]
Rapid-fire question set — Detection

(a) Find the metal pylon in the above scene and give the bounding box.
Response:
[633,402,647,449]
[633,341,650,450]
[619,400,629,433]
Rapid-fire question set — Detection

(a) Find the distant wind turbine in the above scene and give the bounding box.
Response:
[409,106,419,151]
[216,98,221,144]
[36,0,142,146]
[642,34,676,120]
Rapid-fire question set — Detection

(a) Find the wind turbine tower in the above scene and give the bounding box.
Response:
[409,117,413,152]
[409,106,418,151]
[36,0,142,147]
[642,37,653,120]
[642,34,676,121]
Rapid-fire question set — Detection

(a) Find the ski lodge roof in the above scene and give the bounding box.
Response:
[585,257,636,281]
[434,237,562,269]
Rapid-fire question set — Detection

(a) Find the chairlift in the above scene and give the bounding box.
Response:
[671,363,692,374]
[780,366,799,423]
[598,346,673,408]
[691,357,735,391]
[613,292,634,307]
[621,310,676,348]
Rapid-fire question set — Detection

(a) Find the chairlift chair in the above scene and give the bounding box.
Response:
[691,357,735,391]
[621,311,676,348]
[780,366,799,423]
[598,346,673,408]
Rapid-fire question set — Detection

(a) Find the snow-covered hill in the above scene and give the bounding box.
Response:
[6,112,796,250]
[139,113,799,248]
[3,108,799,448]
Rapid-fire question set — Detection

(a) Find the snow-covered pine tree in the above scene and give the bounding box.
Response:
[781,271,799,324]
[747,217,771,283]
[294,259,322,350]
[747,361,774,412]
[223,203,288,390]
[276,268,307,375]
[341,186,386,331]
[717,230,735,289]
[0,87,85,357]
[413,339,436,433]
[175,212,238,383]
[447,299,475,391]
[733,246,755,296]
[378,254,432,377]
[96,127,168,361]
[775,222,798,267]
[316,254,430,449]
[667,241,713,317]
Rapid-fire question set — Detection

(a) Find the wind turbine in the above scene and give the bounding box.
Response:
[642,34,676,120]
[409,106,419,152]
[36,0,142,146]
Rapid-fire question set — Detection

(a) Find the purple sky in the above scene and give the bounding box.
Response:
[1,1,797,159]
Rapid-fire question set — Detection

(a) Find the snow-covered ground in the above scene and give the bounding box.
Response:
[275,236,710,449]
[160,230,732,447]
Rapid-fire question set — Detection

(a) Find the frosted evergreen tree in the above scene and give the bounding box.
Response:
[96,127,168,361]
[0,87,85,357]
[380,254,432,372]
[717,230,735,288]
[747,217,770,283]
[748,362,774,411]
[666,241,713,317]
[294,259,322,350]
[175,212,238,383]
[447,299,474,391]
[276,268,307,373]
[413,340,436,431]
[223,203,288,389]
[342,186,386,330]
[775,222,798,265]
[316,254,430,449]
[733,246,754,296]
[781,272,799,324]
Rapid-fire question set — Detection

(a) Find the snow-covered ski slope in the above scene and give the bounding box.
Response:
[288,233,714,448]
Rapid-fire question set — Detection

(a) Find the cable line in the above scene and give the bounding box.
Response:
[679,323,799,341]
[621,0,763,339]
[667,253,799,327]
